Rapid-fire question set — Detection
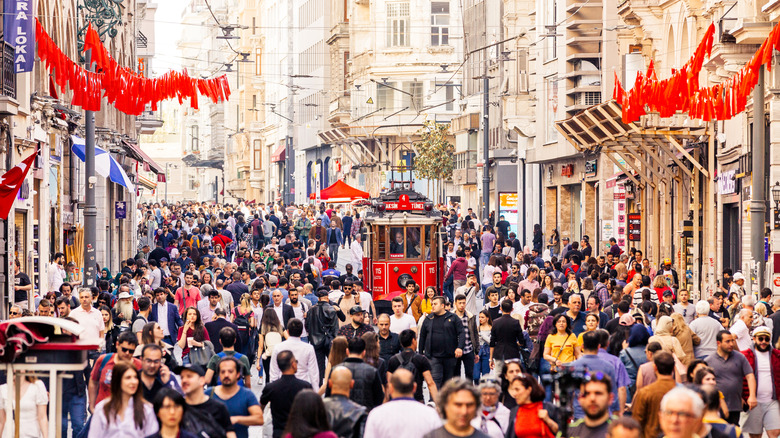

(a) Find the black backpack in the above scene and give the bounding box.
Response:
[394,351,418,382]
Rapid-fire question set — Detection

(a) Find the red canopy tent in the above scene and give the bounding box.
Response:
[310,180,370,202]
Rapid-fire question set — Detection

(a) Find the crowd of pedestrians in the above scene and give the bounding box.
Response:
[1,199,776,438]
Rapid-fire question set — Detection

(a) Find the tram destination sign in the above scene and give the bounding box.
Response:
[384,194,426,211]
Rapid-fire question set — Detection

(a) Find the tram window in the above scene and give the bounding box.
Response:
[406,227,422,259]
[376,226,387,259]
[425,226,434,260]
[389,227,405,258]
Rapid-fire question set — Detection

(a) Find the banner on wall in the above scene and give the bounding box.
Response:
[4,0,36,72]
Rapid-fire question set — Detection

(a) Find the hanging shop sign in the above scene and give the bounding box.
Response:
[4,0,36,73]
[585,159,598,178]
[628,213,641,241]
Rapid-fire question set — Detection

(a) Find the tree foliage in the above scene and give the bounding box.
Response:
[412,121,455,182]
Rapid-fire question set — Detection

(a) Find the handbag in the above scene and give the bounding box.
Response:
[188,340,215,366]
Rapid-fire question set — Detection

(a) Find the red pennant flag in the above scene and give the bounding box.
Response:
[0,149,38,219]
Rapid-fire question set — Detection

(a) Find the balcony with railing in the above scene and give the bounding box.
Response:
[0,40,18,115]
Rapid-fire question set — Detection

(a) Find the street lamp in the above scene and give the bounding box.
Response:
[772,181,780,229]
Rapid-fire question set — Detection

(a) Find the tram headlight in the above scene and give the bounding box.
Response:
[424,202,433,211]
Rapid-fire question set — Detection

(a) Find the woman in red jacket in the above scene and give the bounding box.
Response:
[505,374,559,438]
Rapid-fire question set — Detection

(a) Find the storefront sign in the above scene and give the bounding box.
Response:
[3,0,35,73]
[561,164,574,177]
[614,192,626,200]
[115,201,126,219]
[718,169,737,195]
[585,160,597,178]
[499,193,518,235]
[628,213,641,241]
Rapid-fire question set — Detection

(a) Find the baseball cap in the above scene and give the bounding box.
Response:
[175,363,206,376]
[662,290,674,297]
[733,272,745,281]
[117,292,132,300]
[316,288,330,298]
[349,305,364,315]
[160,257,168,262]
[619,314,635,326]
[662,258,672,265]
[753,326,771,337]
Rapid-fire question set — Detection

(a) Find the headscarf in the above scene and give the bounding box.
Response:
[654,315,674,336]
[100,267,112,280]
[628,323,650,347]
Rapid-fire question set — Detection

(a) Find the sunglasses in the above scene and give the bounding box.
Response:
[757,336,771,342]
[120,346,135,354]
[9,311,19,316]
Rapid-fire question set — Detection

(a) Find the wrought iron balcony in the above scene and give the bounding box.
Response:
[1,40,16,99]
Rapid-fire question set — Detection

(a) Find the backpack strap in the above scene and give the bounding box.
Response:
[97,353,113,379]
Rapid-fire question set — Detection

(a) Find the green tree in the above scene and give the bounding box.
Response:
[413,120,454,202]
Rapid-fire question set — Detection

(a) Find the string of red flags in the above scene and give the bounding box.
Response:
[36,19,231,115]
[614,20,780,122]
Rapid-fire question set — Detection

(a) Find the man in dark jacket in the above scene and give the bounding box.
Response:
[490,299,526,375]
[306,288,346,383]
[323,366,367,438]
[341,337,385,411]
[204,307,240,354]
[418,296,465,389]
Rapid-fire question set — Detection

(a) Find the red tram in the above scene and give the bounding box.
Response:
[360,183,444,308]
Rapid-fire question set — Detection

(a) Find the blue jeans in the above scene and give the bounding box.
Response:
[540,359,553,402]
[473,345,491,382]
[443,276,454,303]
[62,393,87,437]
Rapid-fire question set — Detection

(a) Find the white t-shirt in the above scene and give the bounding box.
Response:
[756,350,773,403]
[390,313,417,334]
[364,399,441,438]
[730,319,752,351]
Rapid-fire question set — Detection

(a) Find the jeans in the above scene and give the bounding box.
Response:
[253,236,264,250]
[473,345,491,382]
[540,359,553,402]
[479,252,491,278]
[62,392,87,438]
[314,344,329,386]
[328,243,340,263]
[300,234,308,248]
[443,276,454,303]
[430,356,457,389]
[455,350,475,383]
[162,335,174,346]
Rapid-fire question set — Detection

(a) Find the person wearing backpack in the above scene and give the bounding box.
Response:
[385,329,439,404]
[205,327,252,388]
[307,288,346,383]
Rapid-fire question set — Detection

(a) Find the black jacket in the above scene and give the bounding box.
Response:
[323,394,367,438]
[266,303,296,328]
[306,300,344,349]
[341,358,385,411]
[490,314,525,361]
[418,311,465,359]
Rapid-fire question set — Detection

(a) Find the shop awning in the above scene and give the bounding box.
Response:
[71,136,133,190]
[555,100,709,189]
[310,179,370,202]
[271,144,286,163]
[121,140,164,174]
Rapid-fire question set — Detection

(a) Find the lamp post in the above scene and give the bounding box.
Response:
[773,181,780,230]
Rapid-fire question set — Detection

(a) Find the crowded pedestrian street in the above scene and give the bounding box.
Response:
[4,0,780,436]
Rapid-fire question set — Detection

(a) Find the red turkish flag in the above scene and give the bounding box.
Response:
[0,149,38,219]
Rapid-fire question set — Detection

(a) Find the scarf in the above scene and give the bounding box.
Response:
[480,405,499,435]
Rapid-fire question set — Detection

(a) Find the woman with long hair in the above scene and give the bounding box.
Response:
[648,315,686,364]
[547,228,560,258]
[136,322,177,369]
[420,286,437,315]
[101,305,120,353]
[318,336,349,395]
[670,312,699,366]
[258,307,286,383]
[504,374,558,438]
[87,362,158,437]
[0,375,49,438]
[361,332,384,371]
[177,307,210,365]
[282,390,336,438]
[473,310,493,383]
[482,256,500,296]
[541,275,555,301]
[653,275,673,303]
[543,314,581,372]
[498,359,524,409]
[233,293,256,357]
[619,323,650,402]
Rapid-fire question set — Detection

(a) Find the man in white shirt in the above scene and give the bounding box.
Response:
[48,252,65,294]
[673,289,696,324]
[287,288,309,340]
[364,368,441,438]
[389,296,417,334]
[268,318,319,387]
[731,308,754,351]
[511,288,533,326]
[350,234,364,273]
[70,287,105,350]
